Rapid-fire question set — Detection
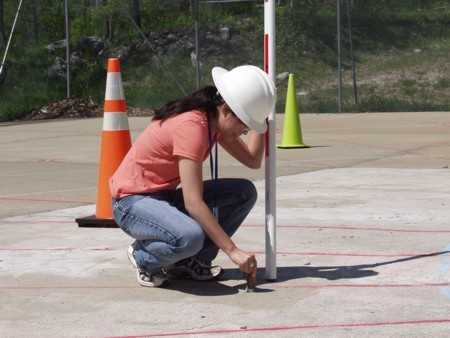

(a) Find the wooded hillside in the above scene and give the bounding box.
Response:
[1,0,450,121]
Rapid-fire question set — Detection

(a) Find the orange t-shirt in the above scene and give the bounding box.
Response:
[109,110,215,199]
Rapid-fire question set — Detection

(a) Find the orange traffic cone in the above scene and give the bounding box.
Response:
[76,58,132,227]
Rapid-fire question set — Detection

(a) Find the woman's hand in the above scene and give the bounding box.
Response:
[229,247,257,274]
[219,131,265,169]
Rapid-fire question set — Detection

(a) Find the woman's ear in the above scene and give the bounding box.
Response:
[220,104,232,117]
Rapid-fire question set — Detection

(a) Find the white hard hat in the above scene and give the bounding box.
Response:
[212,65,276,133]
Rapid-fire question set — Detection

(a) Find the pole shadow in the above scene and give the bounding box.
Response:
[164,251,449,296]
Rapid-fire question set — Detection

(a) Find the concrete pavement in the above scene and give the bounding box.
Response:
[1,112,450,337]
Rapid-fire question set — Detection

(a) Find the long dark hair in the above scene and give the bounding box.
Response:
[153,85,224,122]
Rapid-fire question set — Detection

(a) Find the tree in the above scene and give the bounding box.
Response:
[0,0,5,48]
[30,0,39,43]
[131,0,141,28]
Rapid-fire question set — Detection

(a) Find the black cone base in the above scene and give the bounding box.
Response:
[76,215,118,228]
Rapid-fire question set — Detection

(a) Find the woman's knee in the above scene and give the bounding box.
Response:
[240,179,258,206]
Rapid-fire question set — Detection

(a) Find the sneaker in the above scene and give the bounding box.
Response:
[167,257,223,281]
[136,268,168,287]
[128,243,168,287]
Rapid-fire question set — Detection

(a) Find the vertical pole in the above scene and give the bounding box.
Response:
[264,0,277,281]
[193,0,201,89]
[336,0,342,112]
[65,0,71,98]
[345,0,358,105]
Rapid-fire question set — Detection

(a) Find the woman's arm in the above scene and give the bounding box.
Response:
[178,157,257,273]
[219,131,265,169]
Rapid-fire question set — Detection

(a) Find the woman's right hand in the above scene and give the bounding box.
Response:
[229,247,257,274]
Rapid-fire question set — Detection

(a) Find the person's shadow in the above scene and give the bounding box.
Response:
[165,251,450,296]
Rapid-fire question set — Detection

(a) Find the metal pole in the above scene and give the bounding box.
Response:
[264,0,277,281]
[336,0,342,112]
[65,0,71,98]
[345,0,358,105]
[193,0,201,89]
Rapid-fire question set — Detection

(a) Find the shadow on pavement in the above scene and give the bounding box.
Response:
[164,251,449,296]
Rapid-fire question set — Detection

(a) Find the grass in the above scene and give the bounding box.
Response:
[0,56,65,121]
[434,78,450,90]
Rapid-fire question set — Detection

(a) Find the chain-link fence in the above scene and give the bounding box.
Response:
[1,0,450,121]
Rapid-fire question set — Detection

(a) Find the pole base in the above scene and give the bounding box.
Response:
[277,144,310,149]
[76,215,118,228]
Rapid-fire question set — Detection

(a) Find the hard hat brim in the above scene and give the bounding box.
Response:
[212,66,267,133]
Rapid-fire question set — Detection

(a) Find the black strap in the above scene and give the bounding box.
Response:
[207,113,219,219]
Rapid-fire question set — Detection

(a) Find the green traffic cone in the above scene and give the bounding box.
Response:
[278,73,309,149]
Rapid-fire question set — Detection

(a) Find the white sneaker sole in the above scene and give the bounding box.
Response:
[136,270,168,287]
[127,244,137,269]
[129,245,168,287]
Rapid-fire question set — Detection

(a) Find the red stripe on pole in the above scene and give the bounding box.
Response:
[264,33,269,157]
[265,129,269,157]
[264,34,269,73]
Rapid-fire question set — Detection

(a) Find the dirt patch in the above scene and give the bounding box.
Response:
[18,97,154,121]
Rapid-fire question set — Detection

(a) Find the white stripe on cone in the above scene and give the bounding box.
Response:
[105,73,125,100]
[102,112,129,131]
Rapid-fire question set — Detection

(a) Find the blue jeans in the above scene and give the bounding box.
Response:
[112,178,257,272]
